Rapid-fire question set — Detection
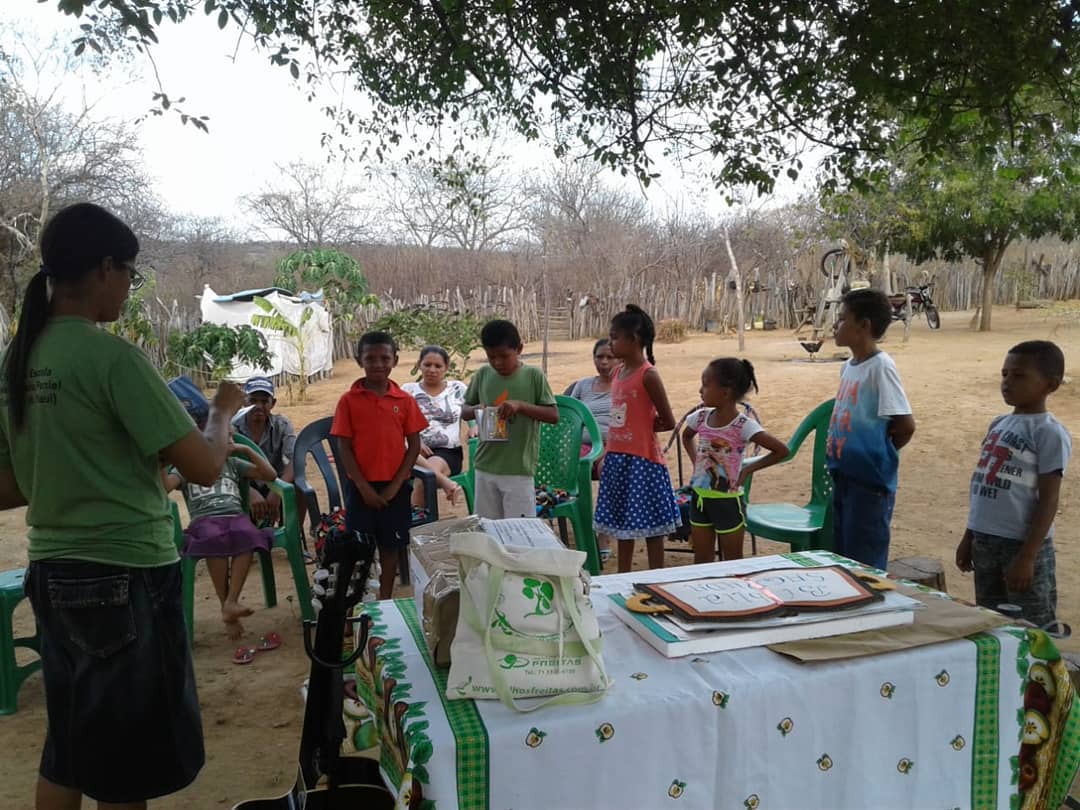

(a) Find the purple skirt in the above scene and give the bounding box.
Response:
[182,514,273,558]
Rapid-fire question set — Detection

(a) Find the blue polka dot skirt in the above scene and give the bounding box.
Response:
[594,452,682,540]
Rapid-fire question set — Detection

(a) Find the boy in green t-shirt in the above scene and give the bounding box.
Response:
[463,320,558,519]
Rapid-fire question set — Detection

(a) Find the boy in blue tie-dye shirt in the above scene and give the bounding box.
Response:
[826,289,917,569]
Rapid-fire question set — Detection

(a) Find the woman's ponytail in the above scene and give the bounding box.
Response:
[4,271,51,429]
[3,203,138,431]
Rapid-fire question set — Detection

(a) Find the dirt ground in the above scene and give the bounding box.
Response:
[0,305,1077,808]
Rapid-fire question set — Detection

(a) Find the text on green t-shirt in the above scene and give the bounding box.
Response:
[0,318,197,567]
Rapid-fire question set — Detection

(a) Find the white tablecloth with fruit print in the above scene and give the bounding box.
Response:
[345,551,1080,810]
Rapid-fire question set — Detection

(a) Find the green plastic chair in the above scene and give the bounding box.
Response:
[743,399,836,554]
[0,568,40,715]
[451,396,604,575]
[171,434,313,645]
[450,425,477,513]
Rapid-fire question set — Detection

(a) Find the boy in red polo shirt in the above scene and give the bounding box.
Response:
[331,331,428,598]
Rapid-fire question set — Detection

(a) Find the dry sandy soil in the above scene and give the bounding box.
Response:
[0,305,1077,808]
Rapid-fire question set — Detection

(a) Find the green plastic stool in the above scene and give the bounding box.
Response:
[0,568,41,715]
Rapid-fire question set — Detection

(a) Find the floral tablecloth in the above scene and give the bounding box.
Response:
[343,551,1080,810]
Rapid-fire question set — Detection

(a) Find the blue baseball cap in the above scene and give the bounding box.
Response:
[167,376,210,424]
[243,376,275,396]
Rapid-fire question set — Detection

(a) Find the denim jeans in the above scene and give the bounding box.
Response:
[831,473,896,570]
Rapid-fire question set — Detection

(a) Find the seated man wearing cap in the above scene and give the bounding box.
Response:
[233,376,298,525]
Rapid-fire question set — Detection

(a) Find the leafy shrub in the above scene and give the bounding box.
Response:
[274,249,378,338]
[372,307,484,378]
[250,296,313,402]
[166,323,273,385]
[107,273,157,350]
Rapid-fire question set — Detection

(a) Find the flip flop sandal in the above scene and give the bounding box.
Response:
[233,647,256,665]
[256,632,283,652]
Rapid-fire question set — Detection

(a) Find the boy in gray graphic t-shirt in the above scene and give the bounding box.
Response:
[957,341,1072,627]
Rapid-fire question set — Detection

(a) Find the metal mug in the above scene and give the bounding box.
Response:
[475,406,510,442]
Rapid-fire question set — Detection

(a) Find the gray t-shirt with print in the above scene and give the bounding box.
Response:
[567,376,612,441]
[175,457,253,522]
[967,412,1072,540]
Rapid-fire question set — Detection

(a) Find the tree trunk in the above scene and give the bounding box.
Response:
[882,245,894,297]
[984,250,997,332]
[723,227,745,351]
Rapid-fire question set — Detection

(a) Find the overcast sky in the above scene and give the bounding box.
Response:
[9,3,813,239]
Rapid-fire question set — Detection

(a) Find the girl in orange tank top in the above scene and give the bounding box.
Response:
[594,305,682,573]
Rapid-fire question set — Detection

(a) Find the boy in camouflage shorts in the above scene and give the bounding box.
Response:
[956,341,1071,627]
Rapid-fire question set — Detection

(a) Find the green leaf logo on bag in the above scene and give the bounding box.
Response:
[522,577,556,616]
[499,653,530,670]
[491,609,516,635]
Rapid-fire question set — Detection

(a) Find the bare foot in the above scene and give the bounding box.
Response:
[224,618,244,641]
[221,604,252,635]
[444,485,463,506]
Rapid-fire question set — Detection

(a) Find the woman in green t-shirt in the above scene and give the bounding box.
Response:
[0,203,245,809]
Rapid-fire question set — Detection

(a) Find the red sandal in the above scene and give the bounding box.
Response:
[233,647,256,665]
[256,631,282,652]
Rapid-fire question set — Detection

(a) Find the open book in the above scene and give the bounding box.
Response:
[635,566,882,622]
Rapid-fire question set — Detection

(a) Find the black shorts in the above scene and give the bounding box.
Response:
[430,446,464,477]
[689,490,746,534]
[343,479,413,550]
[25,560,204,803]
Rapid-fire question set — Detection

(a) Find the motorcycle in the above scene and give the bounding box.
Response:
[889,282,941,330]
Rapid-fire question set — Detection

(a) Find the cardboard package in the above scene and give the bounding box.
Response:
[768,587,1008,661]
[410,517,565,667]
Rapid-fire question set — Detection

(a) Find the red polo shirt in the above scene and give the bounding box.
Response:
[330,378,428,482]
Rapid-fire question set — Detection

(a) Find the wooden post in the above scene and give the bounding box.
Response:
[541,255,550,374]
[723,226,745,351]
[902,291,912,343]
[882,244,893,297]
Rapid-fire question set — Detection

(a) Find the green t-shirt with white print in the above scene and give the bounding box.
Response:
[0,317,197,567]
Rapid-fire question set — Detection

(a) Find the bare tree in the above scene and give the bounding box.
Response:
[376,163,452,251]
[172,216,236,288]
[242,161,366,248]
[376,144,529,258]
[527,160,650,287]
[0,29,155,311]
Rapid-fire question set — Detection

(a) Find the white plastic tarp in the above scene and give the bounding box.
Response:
[199,285,333,381]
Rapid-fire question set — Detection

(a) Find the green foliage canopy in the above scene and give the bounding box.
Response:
[824,109,1080,330]
[53,1,1080,194]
